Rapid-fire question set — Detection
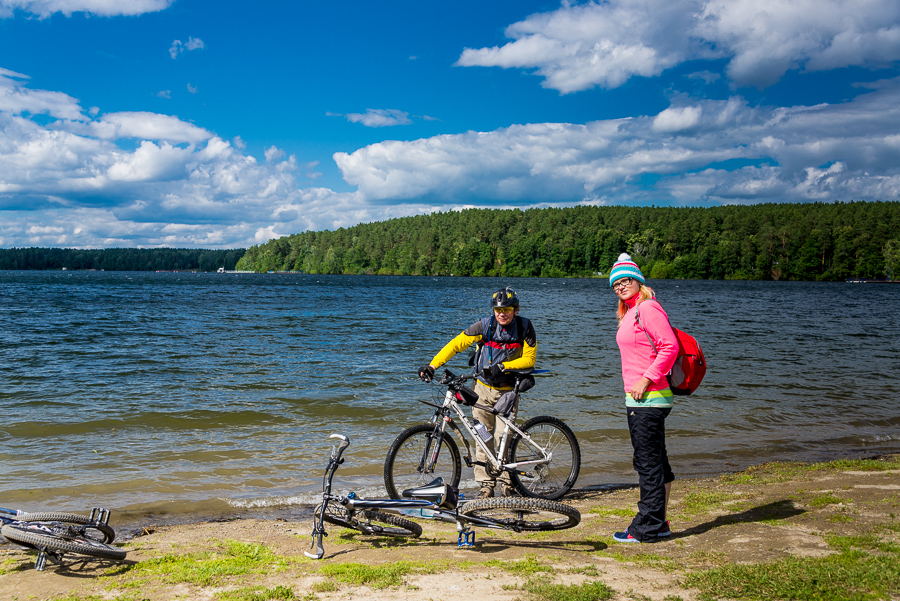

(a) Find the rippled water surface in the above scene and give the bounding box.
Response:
[1,272,898,524]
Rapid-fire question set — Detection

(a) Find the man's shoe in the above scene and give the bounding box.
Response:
[501,485,518,497]
[612,528,642,543]
[657,520,672,537]
[477,486,494,499]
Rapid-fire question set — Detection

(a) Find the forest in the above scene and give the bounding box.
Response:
[235,201,900,281]
[0,247,245,272]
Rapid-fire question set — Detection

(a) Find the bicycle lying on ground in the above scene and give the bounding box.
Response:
[383,368,581,500]
[306,433,580,560]
[1,505,126,570]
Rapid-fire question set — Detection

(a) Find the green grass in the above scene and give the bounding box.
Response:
[482,554,554,575]
[720,457,900,486]
[683,534,900,600]
[317,560,447,589]
[114,540,295,587]
[521,578,615,601]
[589,507,635,518]
[677,491,734,515]
[808,493,846,507]
[217,585,296,600]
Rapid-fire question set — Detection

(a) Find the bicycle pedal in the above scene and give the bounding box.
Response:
[457,531,475,547]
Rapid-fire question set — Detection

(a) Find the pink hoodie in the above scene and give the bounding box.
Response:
[616,297,679,405]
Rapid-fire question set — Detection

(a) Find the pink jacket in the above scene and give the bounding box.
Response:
[616,298,679,393]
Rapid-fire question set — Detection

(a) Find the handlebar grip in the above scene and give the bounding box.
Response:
[329,433,350,458]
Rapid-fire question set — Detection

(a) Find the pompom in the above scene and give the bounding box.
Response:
[617,252,632,262]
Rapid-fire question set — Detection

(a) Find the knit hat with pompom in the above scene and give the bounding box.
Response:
[609,253,645,287]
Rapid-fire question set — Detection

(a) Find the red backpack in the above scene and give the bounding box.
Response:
[636,307,707,396]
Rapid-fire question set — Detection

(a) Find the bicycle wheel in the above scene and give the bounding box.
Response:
[459,496,580,531]
[1,524,126,561]
[316,504,422,538]
[17,512,116,544]
[508,416,581,500]
[384,424,461,500]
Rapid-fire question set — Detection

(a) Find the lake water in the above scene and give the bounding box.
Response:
[1,272,898,529]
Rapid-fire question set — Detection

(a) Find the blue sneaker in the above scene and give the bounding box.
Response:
[612,528,642,543]
[657,520,671,538]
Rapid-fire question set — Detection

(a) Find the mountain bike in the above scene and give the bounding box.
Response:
[1,505,126,571]
[383,369,580,500]
[307,434,580,560]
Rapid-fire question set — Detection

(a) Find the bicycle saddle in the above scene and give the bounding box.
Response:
[401,478,459,509]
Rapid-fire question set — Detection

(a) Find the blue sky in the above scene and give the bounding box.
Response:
[1,0,899,249]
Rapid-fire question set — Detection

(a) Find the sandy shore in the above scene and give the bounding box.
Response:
[2,454,899,601]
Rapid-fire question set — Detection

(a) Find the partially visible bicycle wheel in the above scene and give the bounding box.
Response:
[459,496,580,531]
[509,416,581,500]
[316,504,422,538]
[384,424,461,500]
[1,524,126,561]
[17,512,116,544]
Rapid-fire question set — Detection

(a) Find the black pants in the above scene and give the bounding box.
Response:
[626,406,674,541]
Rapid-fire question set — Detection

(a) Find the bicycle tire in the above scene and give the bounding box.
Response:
[1,524,126,561]
[17,512,116,544]
[316,504,422,538]
[459,496,580,531]
[508,416,581,500]
[384,424,461,500]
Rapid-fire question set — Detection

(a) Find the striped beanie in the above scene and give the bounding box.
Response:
[609,253,645,287]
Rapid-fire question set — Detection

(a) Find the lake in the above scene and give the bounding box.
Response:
[1,271,898,527]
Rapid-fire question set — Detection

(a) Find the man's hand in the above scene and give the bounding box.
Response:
[418,365,435,382]
[482,364,504,380]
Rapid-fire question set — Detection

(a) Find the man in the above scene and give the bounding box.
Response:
[418,287,537,498]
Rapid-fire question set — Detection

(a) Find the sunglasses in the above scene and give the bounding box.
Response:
[494,306,515,314]
[612,277,634,291]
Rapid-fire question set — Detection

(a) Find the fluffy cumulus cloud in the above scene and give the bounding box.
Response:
[169,37,205,59]
[335,79,900,206]
[457,0,900,91]
[0,70,393,248]
[0,0,173,18]
[336,109,414,127]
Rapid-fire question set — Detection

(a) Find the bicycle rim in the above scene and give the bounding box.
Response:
[509,416,581,500]
[1,524,126,561]
[384,424,461,499]
[459,497,580,531]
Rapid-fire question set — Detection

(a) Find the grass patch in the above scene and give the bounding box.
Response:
[808,493,845,507]
[522,578,615,601]
[115,540,294,587]
[720,457,900,487]
[317,560,445,589]
[483,554,554,575]
[683,534,900,600]
[589,507,635,518]
[677,490,734,515]
[217,584,296,600]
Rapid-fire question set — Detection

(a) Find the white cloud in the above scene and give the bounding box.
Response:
[157,90,171,99]
[344,109,413,127]
[458,0,900,91]
[335,80,900,206]
[169,37,205,59]
[0,0,173,18]
[186,83,198,95]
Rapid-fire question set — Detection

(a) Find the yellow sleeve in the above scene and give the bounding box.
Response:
[430,331,482,368]
[500,340,536,371]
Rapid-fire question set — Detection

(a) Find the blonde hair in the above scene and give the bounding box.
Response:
[616,284,655,322]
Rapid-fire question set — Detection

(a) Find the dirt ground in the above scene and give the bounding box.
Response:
[2,455,899,601]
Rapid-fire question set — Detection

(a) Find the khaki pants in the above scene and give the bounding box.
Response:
[472,380,519,489]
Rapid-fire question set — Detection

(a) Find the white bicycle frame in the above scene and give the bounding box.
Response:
[432,388,553,478]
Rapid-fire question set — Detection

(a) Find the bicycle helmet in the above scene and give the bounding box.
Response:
[491,287,519,309]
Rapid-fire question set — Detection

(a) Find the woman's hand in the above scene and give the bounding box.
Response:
[629,377,653,400]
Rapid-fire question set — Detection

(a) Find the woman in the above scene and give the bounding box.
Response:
[609,253,679,543]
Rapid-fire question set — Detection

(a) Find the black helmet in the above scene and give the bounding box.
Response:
[491,287,519,309]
